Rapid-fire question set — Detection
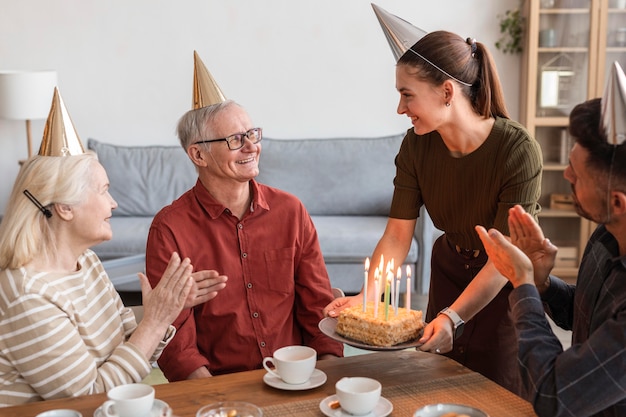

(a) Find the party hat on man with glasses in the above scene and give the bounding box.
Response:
[193,50,227,110]
[601,61,626,145]
[38,87,85,156]
[371,3,428,62]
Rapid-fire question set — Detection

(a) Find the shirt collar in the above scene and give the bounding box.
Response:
[192,179,269,219]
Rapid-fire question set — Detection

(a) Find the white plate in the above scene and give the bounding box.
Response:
[94,399,172,417]
[263,368,327,390]
[319,394,393,417]
[413,403,489,417]
[319,317,422,351]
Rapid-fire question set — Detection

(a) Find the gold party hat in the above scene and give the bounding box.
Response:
[38,87,85,156]
[193,50,226,109]
[601,61,626,145]
[371,3,428,62]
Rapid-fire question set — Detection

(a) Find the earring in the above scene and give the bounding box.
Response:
[445,102,451,107]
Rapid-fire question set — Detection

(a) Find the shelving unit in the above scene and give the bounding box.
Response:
[520,0,626,278]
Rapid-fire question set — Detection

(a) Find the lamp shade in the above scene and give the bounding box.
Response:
[0,70,57,120]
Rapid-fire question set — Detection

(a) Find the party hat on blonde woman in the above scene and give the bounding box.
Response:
[38,87,85,156]
[193,50,226,109]
[371,3,427,62]
[601,61,626,145]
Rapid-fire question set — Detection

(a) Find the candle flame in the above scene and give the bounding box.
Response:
[396,266,401,280]
[407,265,412,278]
[365,257,370,271]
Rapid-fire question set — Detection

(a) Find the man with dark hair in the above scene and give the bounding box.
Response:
[475,75,626,415]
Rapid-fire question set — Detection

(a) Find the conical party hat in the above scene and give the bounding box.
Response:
[38,87,85,156]
[601,61,626,145]
[193,50,226,109]
[371,3,428,62]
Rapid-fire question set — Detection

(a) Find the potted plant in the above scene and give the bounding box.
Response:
[495,7,524,54]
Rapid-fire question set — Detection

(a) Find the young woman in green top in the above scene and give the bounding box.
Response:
[325,30,542,394]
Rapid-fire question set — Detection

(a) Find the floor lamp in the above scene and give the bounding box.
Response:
[0,70,57,160]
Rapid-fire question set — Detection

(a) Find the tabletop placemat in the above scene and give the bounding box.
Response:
[262,373,537,417]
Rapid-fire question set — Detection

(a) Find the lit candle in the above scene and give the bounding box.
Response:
[405,266,412,311]
[390,266,395,311]
[374,270,380,318]
[363,257,370,312]
[384,276,391,321]
[395,267,401,316]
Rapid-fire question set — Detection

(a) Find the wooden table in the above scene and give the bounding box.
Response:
[2,350,537,417]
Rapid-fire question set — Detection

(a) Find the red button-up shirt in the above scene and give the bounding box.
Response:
[146,179,343,381]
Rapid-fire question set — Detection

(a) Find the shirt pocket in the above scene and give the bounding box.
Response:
[263,247,296,294]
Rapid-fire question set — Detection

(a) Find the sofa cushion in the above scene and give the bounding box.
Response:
[256,135,403,216]
[312,215,417,264]
[87,139,196,217]
[92,217,153,260]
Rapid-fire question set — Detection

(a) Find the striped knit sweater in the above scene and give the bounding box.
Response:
[0,249,173,407]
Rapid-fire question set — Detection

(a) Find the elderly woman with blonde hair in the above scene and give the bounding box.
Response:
[0,89,226,407]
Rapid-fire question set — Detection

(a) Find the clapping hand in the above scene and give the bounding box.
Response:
[506,205,557,291]
[475,225,534,288]
[184,270,228,309]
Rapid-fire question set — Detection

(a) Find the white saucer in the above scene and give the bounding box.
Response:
[93,399,172,417]
[263,368,327,390]
[319,394,393,417]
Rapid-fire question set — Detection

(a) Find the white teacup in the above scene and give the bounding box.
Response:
[36,411,83,417]
[262,345,316,384]
[335,377,381,415]
[102,383,155,417]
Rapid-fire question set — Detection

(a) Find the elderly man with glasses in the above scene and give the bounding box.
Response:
[145,54,342,381]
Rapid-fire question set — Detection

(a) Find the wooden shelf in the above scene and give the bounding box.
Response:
[519,0,624,276]
[552,267,579,279]
[539,208,579,218]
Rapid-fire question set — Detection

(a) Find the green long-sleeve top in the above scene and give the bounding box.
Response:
[390,116,543,251]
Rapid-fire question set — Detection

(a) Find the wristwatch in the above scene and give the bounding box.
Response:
[438,307,465,340]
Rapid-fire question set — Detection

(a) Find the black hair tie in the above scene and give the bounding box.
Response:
[466,37,477,57]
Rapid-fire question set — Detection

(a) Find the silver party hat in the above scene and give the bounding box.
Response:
[371,3,427,62]
[601,61,626,145]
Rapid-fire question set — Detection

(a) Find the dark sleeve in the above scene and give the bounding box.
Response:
[510,284,626,417]
[540,275,576,331]
[493,133,542,234]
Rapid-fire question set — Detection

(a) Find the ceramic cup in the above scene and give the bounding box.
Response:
[36,411,83,417]
[335,377,382,416]
[101,383,155,417]
[262,345,316,384]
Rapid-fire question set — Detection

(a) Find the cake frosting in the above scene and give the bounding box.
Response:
[335,302,424,347]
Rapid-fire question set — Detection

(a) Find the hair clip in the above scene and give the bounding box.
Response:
[23,190,52,218]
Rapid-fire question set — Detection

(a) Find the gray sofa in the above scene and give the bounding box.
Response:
[89,136,440,295]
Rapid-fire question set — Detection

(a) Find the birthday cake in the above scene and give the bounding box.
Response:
[335,302,424,347]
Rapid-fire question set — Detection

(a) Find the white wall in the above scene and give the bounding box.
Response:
[0,0,520,211]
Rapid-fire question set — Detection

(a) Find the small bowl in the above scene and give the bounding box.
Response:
[196,401,263,417]
[413,403,489,417]
[36,411,82,417]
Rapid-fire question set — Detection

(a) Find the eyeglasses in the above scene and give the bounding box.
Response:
[194,127,263,150]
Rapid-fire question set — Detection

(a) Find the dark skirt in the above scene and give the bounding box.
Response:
[426,234,521,395]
